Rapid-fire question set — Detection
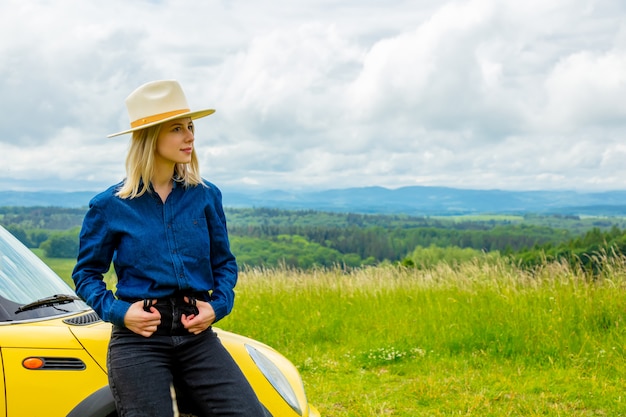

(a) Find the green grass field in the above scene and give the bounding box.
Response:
[39,253,626,416]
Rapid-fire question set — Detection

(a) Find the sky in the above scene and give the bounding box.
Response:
[1,0,626,193]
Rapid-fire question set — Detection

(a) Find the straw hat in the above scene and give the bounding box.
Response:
[108,80,215,138]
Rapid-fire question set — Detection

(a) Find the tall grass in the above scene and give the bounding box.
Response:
[221,256,626,416]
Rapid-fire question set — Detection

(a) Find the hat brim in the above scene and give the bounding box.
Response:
[107,108,215,138]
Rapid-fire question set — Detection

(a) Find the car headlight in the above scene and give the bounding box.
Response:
[245,344,303,415]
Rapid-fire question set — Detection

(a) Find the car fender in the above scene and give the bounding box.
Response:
[66,385,116,417]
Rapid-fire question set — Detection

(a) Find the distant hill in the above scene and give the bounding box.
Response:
[225,186,626,215]
[0,191,97,208]
[3,186,626,216]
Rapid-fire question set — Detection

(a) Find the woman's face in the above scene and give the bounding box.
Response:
[154,117,195,167]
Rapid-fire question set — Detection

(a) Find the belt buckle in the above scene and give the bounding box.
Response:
[186,296,199,316]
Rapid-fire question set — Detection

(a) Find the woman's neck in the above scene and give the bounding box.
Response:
[151,166,175,203]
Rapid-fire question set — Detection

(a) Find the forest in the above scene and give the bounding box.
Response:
[2,205,626,271]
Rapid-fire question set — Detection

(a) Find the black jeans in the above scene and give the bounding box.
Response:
[107,297,265,417]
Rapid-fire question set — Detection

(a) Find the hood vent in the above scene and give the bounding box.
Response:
[63,312,102,326]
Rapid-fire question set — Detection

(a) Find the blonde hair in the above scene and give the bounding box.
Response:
[116,123,203,199]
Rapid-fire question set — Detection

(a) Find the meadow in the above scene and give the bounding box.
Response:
[43,253,626,416]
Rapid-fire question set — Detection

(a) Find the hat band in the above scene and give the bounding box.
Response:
[130,108,191,128]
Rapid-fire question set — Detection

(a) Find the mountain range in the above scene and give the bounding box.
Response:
[2,186,626,216]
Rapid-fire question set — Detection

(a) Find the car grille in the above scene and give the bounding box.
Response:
[63,311,102,326]
[41,357,86,370]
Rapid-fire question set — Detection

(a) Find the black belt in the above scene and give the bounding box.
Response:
[142,292,204,336]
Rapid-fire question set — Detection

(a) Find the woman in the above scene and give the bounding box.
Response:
[72,80,265,416]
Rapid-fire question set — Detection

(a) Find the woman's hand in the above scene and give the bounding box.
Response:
[124,300,161,337]
[181,297,215,335]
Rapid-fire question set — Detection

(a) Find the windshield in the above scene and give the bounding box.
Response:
[0,225,89,321]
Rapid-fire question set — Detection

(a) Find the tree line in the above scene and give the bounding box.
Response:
[1,206,626,271]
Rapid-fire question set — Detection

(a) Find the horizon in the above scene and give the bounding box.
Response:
[3,186,626,218]
[3,183,626,195]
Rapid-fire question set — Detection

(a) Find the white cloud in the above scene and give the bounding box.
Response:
[543,51,626,128]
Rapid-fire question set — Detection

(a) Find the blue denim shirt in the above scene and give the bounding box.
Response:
[72,179,237,328]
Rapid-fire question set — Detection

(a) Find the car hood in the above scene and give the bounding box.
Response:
[0,312,112,373]
[0,324,86,349]
[67,320,112,371]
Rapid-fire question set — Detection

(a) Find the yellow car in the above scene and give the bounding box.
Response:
[0,225,320,417]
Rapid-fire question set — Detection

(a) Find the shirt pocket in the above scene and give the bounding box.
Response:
[173,217,210,260]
